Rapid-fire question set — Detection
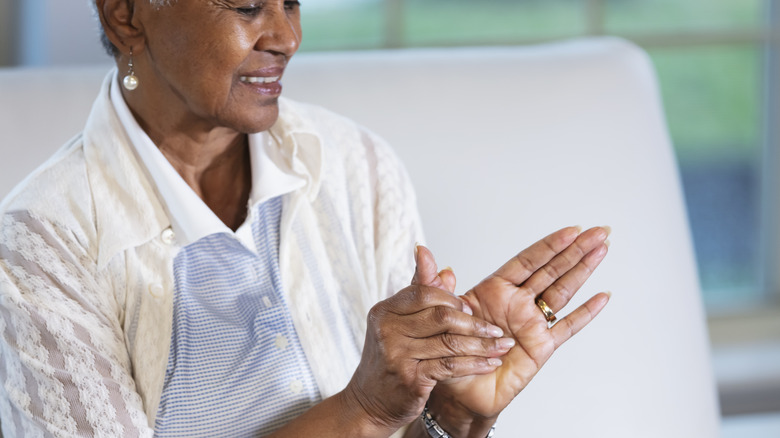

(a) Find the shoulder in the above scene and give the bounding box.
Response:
[278,97,405,174]
[278,96,421,233]
[1,135,96,238]
[279,97,364,134]
[0,136,103,285]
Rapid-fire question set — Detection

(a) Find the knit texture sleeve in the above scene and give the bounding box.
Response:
[0,211,152,437]
[360,128,425,301]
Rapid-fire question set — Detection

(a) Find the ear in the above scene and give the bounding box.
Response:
[96,0,145,56]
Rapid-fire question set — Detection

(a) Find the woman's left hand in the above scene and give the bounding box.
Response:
[415,226,610,435]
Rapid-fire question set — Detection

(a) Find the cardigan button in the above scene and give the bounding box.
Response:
[161,227,176,245]
[149,283,164,298]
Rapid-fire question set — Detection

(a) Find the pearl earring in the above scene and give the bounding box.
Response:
[123,49,139,91]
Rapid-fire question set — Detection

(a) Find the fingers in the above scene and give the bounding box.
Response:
[551,292,610,349]
[383,284,470,316]
[416,356,504,382]
[526,227,609,311]
[517,226,608,295]
[438,267,456,293]
[393,305,505,339]
[367,285,510,390]
[538,242,608,312]
[493,226,582,286]
[378,297,511,372]
[406,333,515,361]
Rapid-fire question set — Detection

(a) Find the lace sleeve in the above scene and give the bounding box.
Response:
[362,130,425,300]
[0,211,152,437]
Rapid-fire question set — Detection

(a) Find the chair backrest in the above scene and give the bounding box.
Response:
[0,37,720,436]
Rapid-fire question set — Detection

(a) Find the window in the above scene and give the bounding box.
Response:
[302,0,775,314]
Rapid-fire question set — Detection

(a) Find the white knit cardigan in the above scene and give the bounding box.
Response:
[0,73,422,437]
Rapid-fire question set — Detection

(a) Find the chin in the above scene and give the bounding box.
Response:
[229,101,280,134]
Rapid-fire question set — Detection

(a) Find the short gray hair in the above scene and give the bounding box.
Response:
[92,0,173,57]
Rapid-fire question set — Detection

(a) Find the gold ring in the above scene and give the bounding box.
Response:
[535,297,557,325]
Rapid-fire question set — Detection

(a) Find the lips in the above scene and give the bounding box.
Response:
[239,75,280,84]
[238,69,284,96]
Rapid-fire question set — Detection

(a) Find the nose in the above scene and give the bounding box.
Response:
[255,7,301,58]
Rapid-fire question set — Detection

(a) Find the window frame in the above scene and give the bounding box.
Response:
[0,0,18,65]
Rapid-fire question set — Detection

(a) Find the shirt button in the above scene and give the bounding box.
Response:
[149,283,164,298]
[161,227,176,245]
[275,334,289,351]
[290,379,303,394]
[263,296,273,308]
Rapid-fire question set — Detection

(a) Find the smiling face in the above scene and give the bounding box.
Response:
[127,0,302,135]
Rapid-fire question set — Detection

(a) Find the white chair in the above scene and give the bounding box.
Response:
[0,37,720,436]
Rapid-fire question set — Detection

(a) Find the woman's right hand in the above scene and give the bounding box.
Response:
[341,255,517,434]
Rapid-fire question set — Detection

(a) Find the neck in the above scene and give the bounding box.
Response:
[124,90,254,231]
[167,133,253,232]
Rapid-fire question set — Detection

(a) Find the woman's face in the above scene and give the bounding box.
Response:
[131,0,302,134]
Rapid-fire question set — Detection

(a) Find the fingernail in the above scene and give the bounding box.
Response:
[498,338,515,349]
[442,266,453,272]
[414,242,421,259]
[574,225,583,234]
[487,325,504,338]
[602,225,612,237]
[604,239,611,248]
[487,358,503,367]
[461,300,473,316]
[605,291,612,299]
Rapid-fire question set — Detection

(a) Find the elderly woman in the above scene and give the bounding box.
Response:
[0,0,610,437]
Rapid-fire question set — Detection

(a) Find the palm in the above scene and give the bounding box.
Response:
[426,226,611,418]
[436,277,558,416]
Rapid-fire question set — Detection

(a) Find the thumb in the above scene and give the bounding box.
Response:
[411,244,444,288]
[411,245,468,314]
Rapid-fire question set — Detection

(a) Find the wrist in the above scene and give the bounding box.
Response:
[425,394,497,438]
[337,383,403,438]
[421,405,495,438]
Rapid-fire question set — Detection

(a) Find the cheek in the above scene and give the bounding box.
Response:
[189,29,251,78]
[184,32,255,109]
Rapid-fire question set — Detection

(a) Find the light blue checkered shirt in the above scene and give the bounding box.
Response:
[154,197,321,437]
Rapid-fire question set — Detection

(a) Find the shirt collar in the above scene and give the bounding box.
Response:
[268,100,325,203]
[82,68,321,268]
[108,71,305,249]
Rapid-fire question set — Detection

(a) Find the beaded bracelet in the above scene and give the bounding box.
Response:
[421,405,496,438]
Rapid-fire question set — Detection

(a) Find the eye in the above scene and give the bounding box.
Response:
[284,1,300,11]
[234,3,262,16]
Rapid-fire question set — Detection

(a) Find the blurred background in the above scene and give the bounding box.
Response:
[1,0,779,435]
